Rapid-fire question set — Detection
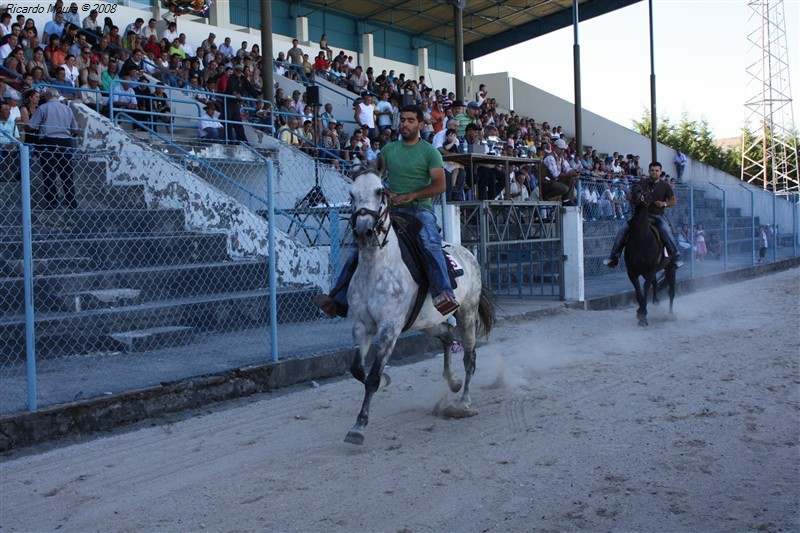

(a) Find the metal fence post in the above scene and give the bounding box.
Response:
[740,183,755,264]
[792,195,800,257]
[688,185,695,276]
[772,192,777,262]
[19,144,37,410]
[267,159,278,362]
[709,183,728,271]
[330,206,341,290]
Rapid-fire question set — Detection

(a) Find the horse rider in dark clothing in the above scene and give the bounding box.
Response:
[604,161,684,269]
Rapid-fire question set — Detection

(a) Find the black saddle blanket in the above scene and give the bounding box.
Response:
[391,214,463,331]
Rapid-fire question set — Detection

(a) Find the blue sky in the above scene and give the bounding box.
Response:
[472,0,800,139]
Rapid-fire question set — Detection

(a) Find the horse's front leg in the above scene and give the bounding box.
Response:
[647,273,659,305]
[628,272,648,326]
[345,324,401,445]
[350,321,372,383]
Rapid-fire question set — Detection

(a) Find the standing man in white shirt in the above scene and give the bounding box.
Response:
[354,92,376,141]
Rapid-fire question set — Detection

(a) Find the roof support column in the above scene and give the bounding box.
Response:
[260,0,274,102]
[648,0,657,162]
[572,0,583,155]
[454,5,465,101]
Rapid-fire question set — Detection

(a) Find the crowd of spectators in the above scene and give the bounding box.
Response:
[0,4,662,208]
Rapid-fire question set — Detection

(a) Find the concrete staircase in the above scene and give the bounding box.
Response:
[0,161,317,362]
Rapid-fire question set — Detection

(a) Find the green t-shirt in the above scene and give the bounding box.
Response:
[455,112,477,137]
[381,139,443,209]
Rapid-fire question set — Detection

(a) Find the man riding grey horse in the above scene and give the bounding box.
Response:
[604,161,684,269]
[314,104,459,317]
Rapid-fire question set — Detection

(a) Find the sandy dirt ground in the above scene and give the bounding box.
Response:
[1,268,798,532]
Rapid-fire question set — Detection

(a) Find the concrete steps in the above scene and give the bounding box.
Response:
[0,286,318,361]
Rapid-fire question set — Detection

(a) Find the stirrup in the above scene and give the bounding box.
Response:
[432,293,459,316]
[603,257,618,269]
[672,258,685,268]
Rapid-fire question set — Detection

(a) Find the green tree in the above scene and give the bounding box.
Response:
[633,109,741,177]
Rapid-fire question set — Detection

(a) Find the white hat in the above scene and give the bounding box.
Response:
[554,139,567,150]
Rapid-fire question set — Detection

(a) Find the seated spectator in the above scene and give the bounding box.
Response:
[50,40,70,72]
[62,54,80,87]
[42,12,66,45]
[319,33,333,61]
[79,72,106,112]
[168,38,184,59]
[0,33,18,63]
[433,121,465,201]
[64,3,81,28]
[279,116,301,147]
[249,97,272,130]
[162,21,179,44]
[142,18,157,40]
[300,53,313,78]
[707,233,722,260]
[151,83,172,133]
[313,51,329,76]
[678,223,693,253]
[51,66,78,99]
[124,18,145,38]
[199,102,224,141]
[505,167,530,201]
[101,57,119,90]
[107,25,122,48]
[598,183,614,219]
[582,183,599,221]
[347,65,368,94]
[365,139,380,167]
[83,9,101,36]
[343,135,366,164]
[319,121,339,167]
[19,89,40,145]
[540,139,578,203]
[112,74,140,123]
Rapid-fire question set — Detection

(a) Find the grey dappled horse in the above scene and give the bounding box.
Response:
[344,166,496,445]
[624,183,677,326]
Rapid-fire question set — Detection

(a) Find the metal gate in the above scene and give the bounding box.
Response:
[457,201,563,297]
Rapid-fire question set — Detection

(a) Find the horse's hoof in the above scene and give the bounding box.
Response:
[441,404,477,418]
[448,378,463,393]
[344,430,364,445]
[380,373,391,389]
[638,319,648,327]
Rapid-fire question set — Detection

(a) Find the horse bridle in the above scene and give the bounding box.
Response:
[630,183,650,206]
[350,186,391,249]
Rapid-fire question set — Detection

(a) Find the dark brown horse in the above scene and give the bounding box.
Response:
[624,183,677,326]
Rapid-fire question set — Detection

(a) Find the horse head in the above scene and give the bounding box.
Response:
[349,165,389,247]
[628,182,650,208]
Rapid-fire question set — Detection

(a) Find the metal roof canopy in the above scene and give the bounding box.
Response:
[294,0,642,61]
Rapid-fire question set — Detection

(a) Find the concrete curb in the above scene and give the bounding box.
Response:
[1,258,797,452]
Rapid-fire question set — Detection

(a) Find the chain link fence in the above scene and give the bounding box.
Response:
[0,123,360,415]
[581,177,799,298]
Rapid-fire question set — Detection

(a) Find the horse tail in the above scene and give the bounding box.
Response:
[477,285,497,337]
